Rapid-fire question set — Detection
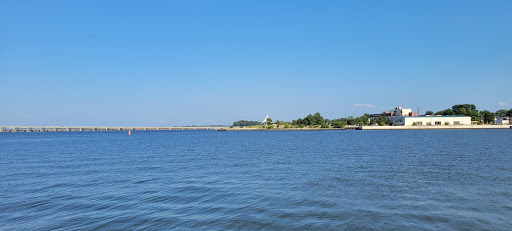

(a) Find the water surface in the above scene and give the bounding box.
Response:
[1,130,511,230]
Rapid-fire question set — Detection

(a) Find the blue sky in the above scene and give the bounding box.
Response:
[1,0,511,126]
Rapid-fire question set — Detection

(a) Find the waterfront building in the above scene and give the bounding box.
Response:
[370,106,419,119]
[392,116,471,126]
[495,117,510,125]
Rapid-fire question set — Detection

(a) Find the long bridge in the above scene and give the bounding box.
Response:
[0,126,360,132]
[0,126,224,132]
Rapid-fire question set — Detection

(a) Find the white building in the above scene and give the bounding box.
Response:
[393,116,471,126]
[389,106,414,117]
[495,117,510,125]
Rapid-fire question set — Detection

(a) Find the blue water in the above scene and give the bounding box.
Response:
[1,130,511,230]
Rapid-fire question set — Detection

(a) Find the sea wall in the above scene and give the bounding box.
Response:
[358,125,512,130]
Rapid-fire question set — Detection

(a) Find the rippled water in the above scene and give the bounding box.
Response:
[1,130,511,230]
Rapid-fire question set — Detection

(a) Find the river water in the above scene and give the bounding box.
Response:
[1,130,511,230]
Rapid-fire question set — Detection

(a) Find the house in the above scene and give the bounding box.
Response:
[495,117,510,125]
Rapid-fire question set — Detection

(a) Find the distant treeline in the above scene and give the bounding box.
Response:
[232,105,512,128]
[432,104,512,123]
[291,112,328,127]
[496,108,512,117]
[290,112,393,127]
[232,120,261,126]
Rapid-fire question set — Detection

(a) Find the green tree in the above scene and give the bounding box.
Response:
[480,110,495,124]
[296,118,303,125]
[471,113,481,122]
[495,109,510,117]
[304,114,314,126]
[333,122,345,128]
[346,118,356,125]
[373,116,393,125]
[436,109,455,115]
[266,117,273,125]
[233,120,261,126]
[313,112,324,125]
[425,111,434,115]
[450,104,480,121]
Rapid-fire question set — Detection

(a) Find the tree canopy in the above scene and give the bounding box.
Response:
[436,104,481,121]
[232,120,261,126]
[495,109,512,117]
[292,112,326,126]
[480,110,495,124]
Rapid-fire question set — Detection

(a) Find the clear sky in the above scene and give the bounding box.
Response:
[1,1,511,126]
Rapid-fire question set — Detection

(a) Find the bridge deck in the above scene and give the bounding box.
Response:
[0,126,222,132]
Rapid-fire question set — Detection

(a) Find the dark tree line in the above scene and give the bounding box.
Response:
[232,120,261,126]
[435,104,481,121]
[289,112,392,127]
[495,109,512,117]
[330,114,392,126]
[435,104,512,123]
[291,112,328,127]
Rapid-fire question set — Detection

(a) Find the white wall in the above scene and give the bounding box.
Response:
[393,116,471,126]
[390,107,412,117]
[496,118,510,124]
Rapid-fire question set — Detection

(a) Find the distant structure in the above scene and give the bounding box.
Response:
[495,117,510,125]
[261,115,270,125]
[369,106,472,126]
[370,106,419,119]
[393,116,471,126]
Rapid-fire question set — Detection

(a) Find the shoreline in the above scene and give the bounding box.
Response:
[1,125,510,132]
[223,125,511,131]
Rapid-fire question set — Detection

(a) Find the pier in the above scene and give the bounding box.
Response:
[0,126,222,132]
